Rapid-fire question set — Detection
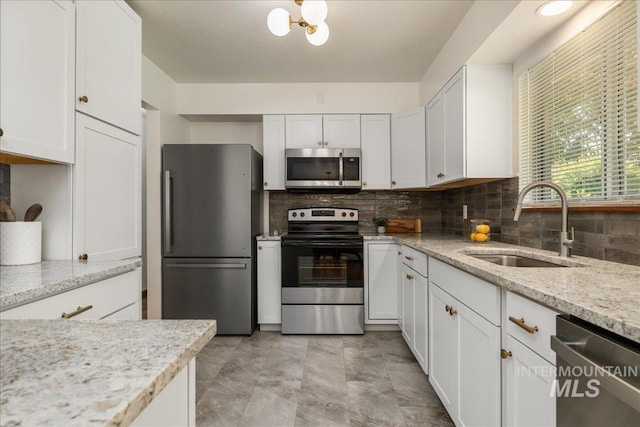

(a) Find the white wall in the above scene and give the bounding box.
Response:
[418,0,519,105]
[177,82,419,114]
[141,55,190,319]
[189,122,263,154]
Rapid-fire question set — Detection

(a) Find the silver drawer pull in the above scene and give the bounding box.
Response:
[509,316,539,334]
[61,305,93,319]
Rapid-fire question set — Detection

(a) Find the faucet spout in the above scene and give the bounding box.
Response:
[513,181,572,257]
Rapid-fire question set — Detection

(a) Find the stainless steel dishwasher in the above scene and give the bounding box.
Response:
[551,315,640,427]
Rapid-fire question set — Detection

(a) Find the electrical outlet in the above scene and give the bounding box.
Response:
[462,205,468,219]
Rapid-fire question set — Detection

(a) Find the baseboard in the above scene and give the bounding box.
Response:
[259,324,282,331]
[364,324,400,331]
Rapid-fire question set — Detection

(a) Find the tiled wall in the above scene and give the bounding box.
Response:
[0,164,10,204]
[268,191,442,235]
[441,177,640,267]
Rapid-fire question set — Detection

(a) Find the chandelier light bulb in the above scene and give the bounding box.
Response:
[306,21,329,46]
[536,1,572,17]
[267,8,291,36]
[301,0,328,25]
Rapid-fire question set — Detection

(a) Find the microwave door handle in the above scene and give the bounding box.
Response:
[339,152,344,186]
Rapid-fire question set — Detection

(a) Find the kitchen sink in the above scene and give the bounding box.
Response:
[467,253,583,268]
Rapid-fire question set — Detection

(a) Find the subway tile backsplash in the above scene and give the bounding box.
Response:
[268,177,640,267]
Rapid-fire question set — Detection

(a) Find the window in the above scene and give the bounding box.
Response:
[519,0,640,205]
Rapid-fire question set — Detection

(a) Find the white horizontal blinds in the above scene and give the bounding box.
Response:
[519,0,640,204]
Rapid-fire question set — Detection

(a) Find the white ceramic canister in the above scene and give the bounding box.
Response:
[0,222,42,265]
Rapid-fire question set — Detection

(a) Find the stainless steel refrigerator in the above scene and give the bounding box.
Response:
[161,144,262,335]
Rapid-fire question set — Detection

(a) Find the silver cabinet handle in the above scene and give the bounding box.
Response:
[164,171,172,254]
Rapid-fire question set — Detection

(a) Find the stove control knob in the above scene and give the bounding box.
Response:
[349,212,355,217]
[300,212,305,217]
[292,212,297,217]
[342,212,347,217]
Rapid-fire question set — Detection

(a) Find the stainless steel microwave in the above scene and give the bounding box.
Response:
[285,148,361,191]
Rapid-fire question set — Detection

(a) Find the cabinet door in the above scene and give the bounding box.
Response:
[361,115,391,190]
[257,241,281,324]
[366,243,398,321]
[401,264,415,348]
[262,115,285,190]
[504,335,556,427]
[322,114,360,148]
[426,94,445,186]
[285,115,323,148]
[74,113,141,261]
[456,301,501,427]
[76,0,141,135]
[413,272,428,373]
[391,107,426,189]
[442,68,465,183]
[429,282,457,416]
[0,0,75,163]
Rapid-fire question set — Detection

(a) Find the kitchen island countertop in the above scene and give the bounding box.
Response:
[364,234,640,343]
[0,258,142,311]
[0,319,216,427]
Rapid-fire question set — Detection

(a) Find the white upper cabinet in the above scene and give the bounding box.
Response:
[322,115,360,148]
[0,0,75,163]
[76,0,141,135]
[391,107,426,189]
[361,115,391,190]
[427,65,513,187]
[262,115,286,190]
[285,115,360,149]
[74,113,141,261]
[285,115,324,148]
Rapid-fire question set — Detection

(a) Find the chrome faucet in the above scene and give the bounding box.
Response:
[514,181,574,257]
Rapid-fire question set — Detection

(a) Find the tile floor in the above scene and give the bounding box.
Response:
[195,331,454,427]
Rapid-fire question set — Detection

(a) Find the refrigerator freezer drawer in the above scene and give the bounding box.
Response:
[162,258,255,335]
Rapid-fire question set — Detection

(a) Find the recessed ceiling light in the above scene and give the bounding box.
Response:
[537,1,573,17]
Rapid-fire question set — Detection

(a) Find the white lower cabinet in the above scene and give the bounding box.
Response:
[504,335,556,427]
[132,358,196,427]
[1,268,141,320]
[399,255,428,374]
[365,242,398,322]
[428,258,501,427]
[257,240,281,325]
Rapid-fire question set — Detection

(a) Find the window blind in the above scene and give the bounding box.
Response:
[519,0,640,205]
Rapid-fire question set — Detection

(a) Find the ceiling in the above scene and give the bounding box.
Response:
[127,0,473,84]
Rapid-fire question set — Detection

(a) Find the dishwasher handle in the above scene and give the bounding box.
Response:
[551,335,640,409]
[165,263,247,269]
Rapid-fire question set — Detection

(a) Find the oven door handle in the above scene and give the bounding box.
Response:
[282,240,362,248]
[550,335,640,409]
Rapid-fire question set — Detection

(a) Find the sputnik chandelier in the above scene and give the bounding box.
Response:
[267,0,329,46]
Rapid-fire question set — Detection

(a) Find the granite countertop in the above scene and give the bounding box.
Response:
[368,234,639,343]
[0,258,142,311]
[257,235,283,241]
[0,319,216,427]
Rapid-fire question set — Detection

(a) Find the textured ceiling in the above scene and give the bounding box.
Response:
[127,0,474,83]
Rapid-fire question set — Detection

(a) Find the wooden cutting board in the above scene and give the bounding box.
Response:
[386,218,422,233]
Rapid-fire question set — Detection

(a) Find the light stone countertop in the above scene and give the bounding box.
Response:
[0,258,142,311]
[366,234,640,343]
[257,235,283,241]
[0,319,217,427]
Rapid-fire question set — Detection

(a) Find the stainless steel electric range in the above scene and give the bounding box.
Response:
[280,207,364,334]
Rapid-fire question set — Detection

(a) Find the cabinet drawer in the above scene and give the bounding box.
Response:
[506,291,558,363]
[400,245,428,277]
[1,269,140,320]
[428,258,500,325]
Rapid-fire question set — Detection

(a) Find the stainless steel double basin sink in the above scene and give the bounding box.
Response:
[464,251,588,268]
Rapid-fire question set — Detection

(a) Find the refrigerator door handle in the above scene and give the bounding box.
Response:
[164,170,173,254]
[165,263,247,269]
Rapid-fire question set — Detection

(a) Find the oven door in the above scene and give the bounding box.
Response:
[281,239,363,288]
[285,148,361,189]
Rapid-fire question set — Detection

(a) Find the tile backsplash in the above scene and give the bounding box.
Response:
[0,164,10,204]
[268,191,442,235]
[268,177,640,267]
